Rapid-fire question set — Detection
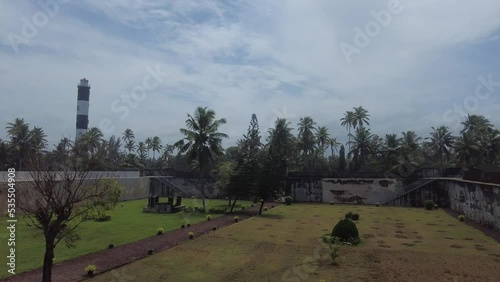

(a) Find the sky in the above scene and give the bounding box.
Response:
[1,0,500,150]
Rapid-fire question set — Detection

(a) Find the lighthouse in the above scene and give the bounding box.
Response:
[76,78,91,141]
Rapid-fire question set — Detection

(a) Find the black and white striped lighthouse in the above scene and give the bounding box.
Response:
[76,78,91,140]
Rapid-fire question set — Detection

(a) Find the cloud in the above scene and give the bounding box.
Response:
[1,0,499,149]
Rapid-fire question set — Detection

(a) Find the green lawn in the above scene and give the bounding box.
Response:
[0,197,251,278]
[91,204,500,282]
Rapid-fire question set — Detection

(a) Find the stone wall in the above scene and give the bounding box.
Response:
[322,178,401,204]
[443,180,500,230]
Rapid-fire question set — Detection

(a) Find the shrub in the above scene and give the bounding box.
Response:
[234,216,239,222]
[375,202,380,207]
[327,243,340,264]
[156,227,164,235]
[147,249,153,255]
[213,226,217,231]
[424,200,434,210]
[284,196,293,205]
[331,219,360,245]
[187,223,191,227]
[181,224,185,229]
[188,231,194,239]
[330,201,334,205]
[434,204,439,209]
[345,211,354,219]
[208,207,226,214]
[85,265,96,276]
[458,215,465,222]
[184,206,194,213]
[251,204,254,207]
[108,243,114,249]
[351,213,360,221]
[206,215,211,221]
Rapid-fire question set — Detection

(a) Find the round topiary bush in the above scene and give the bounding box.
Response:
[284,196,293,205]
[424,200,434,210]
[331,219,360,245]
[351,213,360,221]
[458,215,465,222]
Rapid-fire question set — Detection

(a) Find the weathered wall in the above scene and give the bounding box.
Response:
[444,180,500,230]
[290,179,323,202]
[322,178,400,204]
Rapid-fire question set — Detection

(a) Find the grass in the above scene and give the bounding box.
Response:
[0,198,251,278]
[90,204,500,282]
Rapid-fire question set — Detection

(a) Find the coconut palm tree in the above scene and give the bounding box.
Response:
[454,131,481,167]
[348,127,375,171]
[315,126,330,156]
[137,142,148,163]
[30,127,47,154]
[122,128,136,154]
[461,114,492,136]
[427,126,454,169]
[340,111,356,158]
[329,137,340,160]
[482,129,500,165]
[145,137,153,159]
[400,131,422,159]
[151,136,162,160]
[6,118,32,170]
[352,106,370,129]
[174,107,228,211]
[382,133,401,170]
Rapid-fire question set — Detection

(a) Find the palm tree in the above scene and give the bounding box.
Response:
[145,137,153,159]
[122,129,136,154]
[454,132,481,167]
[347,127,374,171]
[137,142,148,163]
[315,126,330,156]
[352,106,370,129]
[329,137,340,160]
[427,126,454,169]
[174,107,228,211]
[461,114,492,136]
[401,131,422,159]
[6,118,32,170]
[340,111,356,158]
[30,127,47,154]
[383,133,401,170]
[297,117,317,171]
[483,129,500,165]
[150,136,162,160]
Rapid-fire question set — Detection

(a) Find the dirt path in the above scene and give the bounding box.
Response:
[2,203,280,282]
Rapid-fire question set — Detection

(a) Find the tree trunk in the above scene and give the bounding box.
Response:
[230,194,239,212]
[258,200,265,215]
[42,234,56,282]
[200,175,206,212]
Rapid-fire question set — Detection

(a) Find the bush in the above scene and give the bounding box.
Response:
[234,216,239,222]
[213,226,217,231]
[330,201,334,205]
[181,224,185,229]
[108,243,114,249]
[85,265,96,276]
[351,213,360,221]
[184,206,194,213]
[147,249,153,255]
[331,219,360,245]
[208,207,226,214]
[187,223,191,227]
[458,215,465,222]
[242,206,245,210]
[345,212,354,219]
[206,215,211,221]
[264,207,268,211]
[375,202,380,207]
[434,204,439,209]
[424,200,434,210]
[156,227,164,235]
[284,196,293,205]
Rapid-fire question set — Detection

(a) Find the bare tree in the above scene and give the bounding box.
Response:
[18,154,119,282]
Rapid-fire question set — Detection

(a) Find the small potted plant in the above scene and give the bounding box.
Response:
[242,206,245,210]
[264,207,268,211]
[434,204,439,209]
[108,243,114,249]
[147,249,153,255]
[375,202,380,207]
[206,215,211,221]
[213,226,217,231]
[85,265,96,276]
[330,201,334,205]
[188,231,194,239]
[458,215,465,222]
[157,227,164,235]
[187,223,191,227]
[234,216,239,222]
[181,224,185,229]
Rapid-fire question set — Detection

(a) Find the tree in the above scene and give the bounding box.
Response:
[454,131,480,167]
[145,137,153,159]
[338,145,346,172]
[174,107,228,211]
[427,126,454,169]
[137,142,148,164]
[297,117,317,171]
[6,118,32,170]
[151,136,162,160]
[315,126,330,160]
[382,133,401,170]
[215,161,236,206]
[122,129,136,155]
[352,106,370,129]
[340,111,356,160]
[30,126,48,154]
[18,154,122,282]
[347,127,375,171]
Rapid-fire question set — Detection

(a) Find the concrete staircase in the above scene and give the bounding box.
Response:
[384,178,436,205]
